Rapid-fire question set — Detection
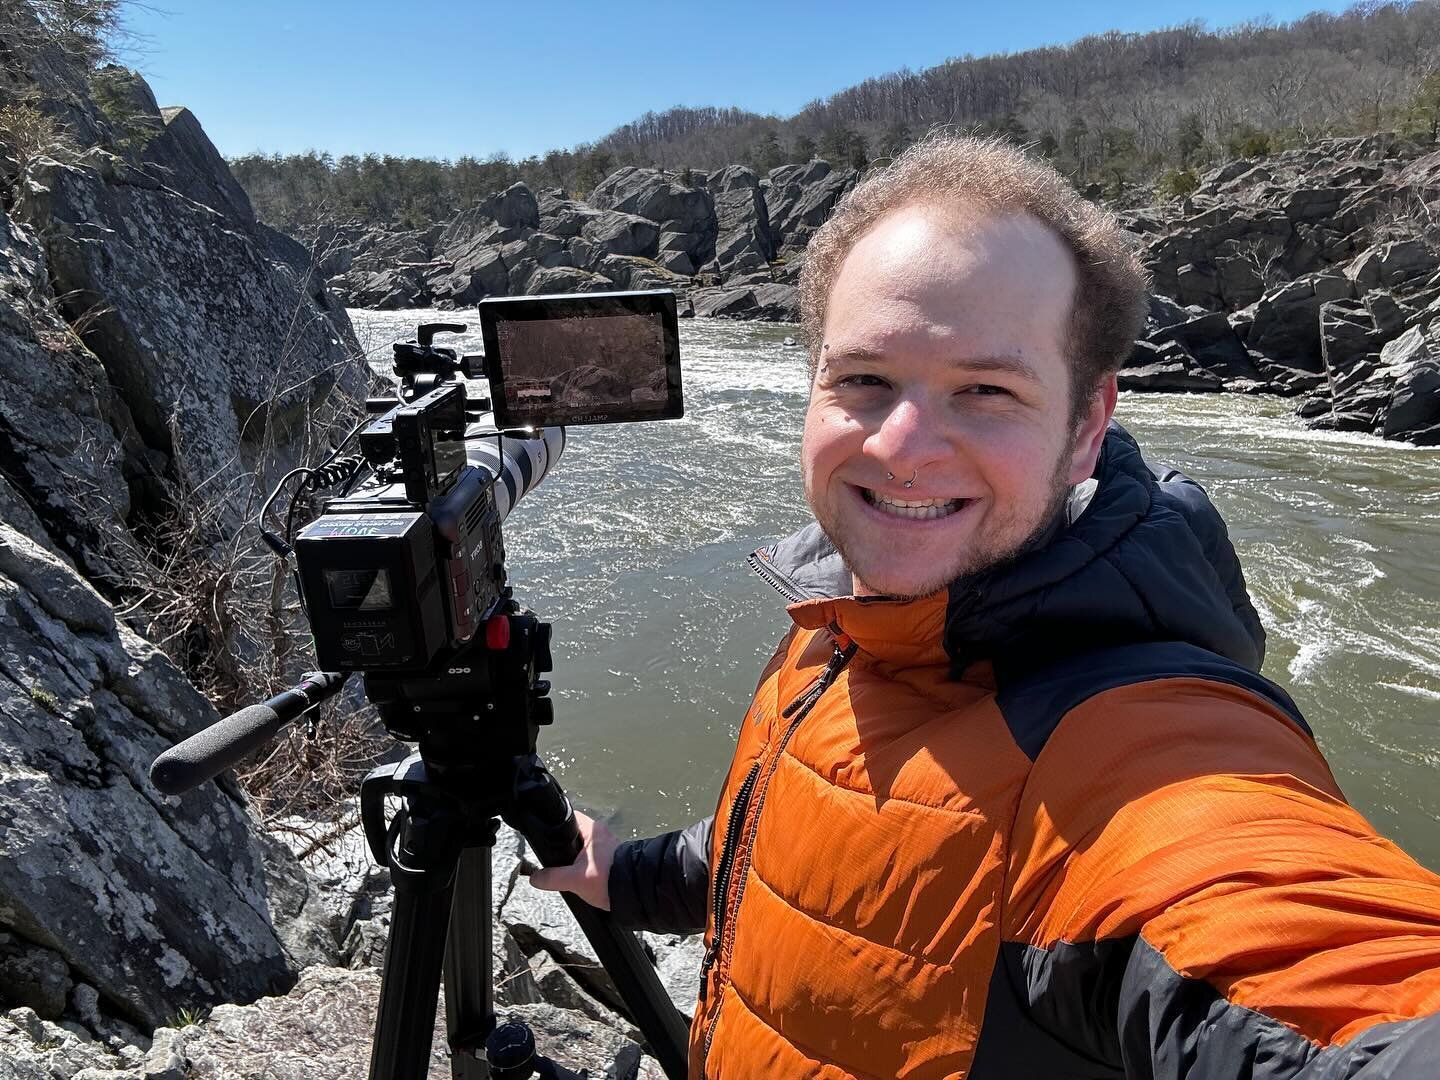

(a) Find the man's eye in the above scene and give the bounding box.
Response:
[838,374,889,388]
[961,384,1010,397]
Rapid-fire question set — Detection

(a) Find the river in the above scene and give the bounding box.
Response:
[349,310,1440,871]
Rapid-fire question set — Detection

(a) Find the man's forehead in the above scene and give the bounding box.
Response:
[823,204,1076,357]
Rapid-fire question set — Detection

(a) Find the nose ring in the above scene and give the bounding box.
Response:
[885,470,919,488]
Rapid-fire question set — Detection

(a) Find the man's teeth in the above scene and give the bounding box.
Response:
[862,489,965,519]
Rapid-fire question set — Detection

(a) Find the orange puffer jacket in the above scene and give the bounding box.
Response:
[611,426,1440,1078]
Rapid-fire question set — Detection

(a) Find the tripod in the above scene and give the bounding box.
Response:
[359,608,690,1080]
[150,605,690,1079]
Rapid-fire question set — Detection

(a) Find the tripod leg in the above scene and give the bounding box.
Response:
[369,805,464,1080]
[442,846,494,1079]
[506,756,691,1080]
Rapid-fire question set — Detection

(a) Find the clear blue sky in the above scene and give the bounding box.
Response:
[123,0,1357,162]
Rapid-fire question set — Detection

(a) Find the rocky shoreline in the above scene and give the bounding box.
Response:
[316,134,1440,446]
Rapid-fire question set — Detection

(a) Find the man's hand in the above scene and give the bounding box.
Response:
[524,811,619,911]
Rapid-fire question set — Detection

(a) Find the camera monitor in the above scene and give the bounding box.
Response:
[479,290,683,428]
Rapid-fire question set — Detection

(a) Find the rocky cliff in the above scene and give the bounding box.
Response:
[314,136,1440,446]
[1,21,700,1078]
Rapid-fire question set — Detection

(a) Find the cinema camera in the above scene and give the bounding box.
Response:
[295,288,683,683]
[150,290,691,1080]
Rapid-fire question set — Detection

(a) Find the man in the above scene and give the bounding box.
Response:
[531,136,1440,1077]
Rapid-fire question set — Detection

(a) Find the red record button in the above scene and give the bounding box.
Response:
[485,615,511,650]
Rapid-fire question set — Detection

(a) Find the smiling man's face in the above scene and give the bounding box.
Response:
[802,204,1115,598]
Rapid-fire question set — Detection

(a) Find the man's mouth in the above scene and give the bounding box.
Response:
[860,488,968,520]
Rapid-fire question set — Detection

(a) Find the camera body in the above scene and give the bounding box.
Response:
[290,290,681,677]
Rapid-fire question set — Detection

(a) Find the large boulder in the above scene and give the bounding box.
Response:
[590,167,714,237]
[426,235,509,307]
[1239,271,1353,373]
[478,182,540,231]
[1146,308,1258,382]
[17,150,362,499]
[764,161,859,251]
[582,210,661,259]
[1345,240,1440,294]
[0,480,302,1031]
[1120,340,1225,392]
[538,189,603,239]
[691,283,799,322]
[706,169,776,273]
[1378,325,1440,444]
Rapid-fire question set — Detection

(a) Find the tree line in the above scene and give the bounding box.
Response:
[231,2,1440,235]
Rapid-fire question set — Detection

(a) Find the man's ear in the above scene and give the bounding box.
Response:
[1067,374,1118,485]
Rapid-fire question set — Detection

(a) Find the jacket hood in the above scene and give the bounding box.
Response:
[750,422,1266,675]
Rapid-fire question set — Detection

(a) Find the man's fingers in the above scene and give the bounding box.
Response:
[525,865,571,892]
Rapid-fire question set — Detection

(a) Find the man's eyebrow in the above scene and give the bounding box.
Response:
[948,354,1042,382]
[823,345,1042,382]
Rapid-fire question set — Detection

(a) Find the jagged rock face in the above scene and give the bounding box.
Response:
[589,168,717,268]
[590,167,714,236]
[706,165,776,272]
[0,211,145,574]
[0,478,301,1030]
[17,150,361,495]
[581,209,661,260]
[765,160,858,251]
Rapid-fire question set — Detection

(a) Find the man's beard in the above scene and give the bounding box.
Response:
[832,453,1076,601]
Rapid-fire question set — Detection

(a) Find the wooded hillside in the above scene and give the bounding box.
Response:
[232,3,1440,233]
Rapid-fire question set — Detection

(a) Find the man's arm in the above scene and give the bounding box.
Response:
[608,817,713,934]
[1002,678,1440,1078]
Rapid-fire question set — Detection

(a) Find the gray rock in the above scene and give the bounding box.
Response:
[539,190,604,239]
[1148,309,1256,380]
[1320,300,1381,403]
[1345,239,1439,293]
[1120,340,1224,392]
[146,104,258,230]
[0,480,299,1029]
[705,165,763,194]
[641,933,703,1017]
[766,163,859,250]
[142,1027,188,1080]
[525,265,614,295]
[255,832,344,971]
[0,211,142,575]
[479,183,540,231]
[582,211,661,259]
[656,250,695,276]
[691,283,799,322]
[180,966,449,1079]
[17,152,362,500]
[1380,326,1440,443]
[0,1006,126,1079]
[426,235,509,306]
[1173,262,1220,308]
[710,182,776,270]
[590,167,715,238]
[1242,271,1354,372]
[0,934,73,1019]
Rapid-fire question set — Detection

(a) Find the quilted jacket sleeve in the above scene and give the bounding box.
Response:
[1001,678,1440,1079]
[607,816,713,934]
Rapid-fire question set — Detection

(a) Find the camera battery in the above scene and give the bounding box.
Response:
[294,510,449,671]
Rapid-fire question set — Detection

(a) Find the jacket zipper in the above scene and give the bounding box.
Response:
[700,639,857,1076]
[698,760,761,986]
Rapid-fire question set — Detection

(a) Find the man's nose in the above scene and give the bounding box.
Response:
[866,397,949,473]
